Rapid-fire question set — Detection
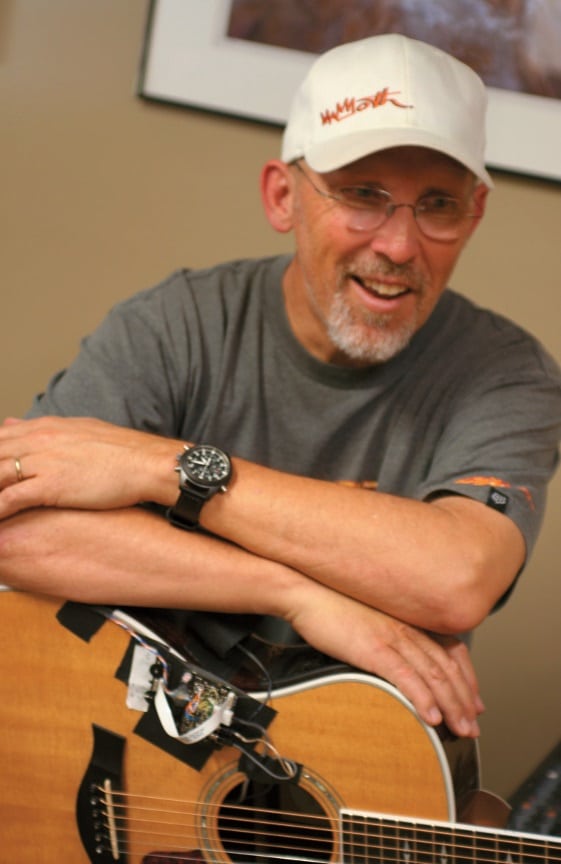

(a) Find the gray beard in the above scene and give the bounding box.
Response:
[326,290,417,364]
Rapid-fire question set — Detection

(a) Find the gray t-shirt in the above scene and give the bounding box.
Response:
[28,257,561,572]
[29,255,561,564]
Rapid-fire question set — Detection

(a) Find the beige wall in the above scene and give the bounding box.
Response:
[2,0,560,803]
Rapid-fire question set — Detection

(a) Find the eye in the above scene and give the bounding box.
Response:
[417,194,463,219]
[338,186,390,209]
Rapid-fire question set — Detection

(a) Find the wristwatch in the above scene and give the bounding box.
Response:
[167,443,232,529]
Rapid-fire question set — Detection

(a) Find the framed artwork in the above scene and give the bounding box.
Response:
[138,0,561,183]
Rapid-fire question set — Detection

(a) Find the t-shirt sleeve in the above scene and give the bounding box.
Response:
[415,347,561,561]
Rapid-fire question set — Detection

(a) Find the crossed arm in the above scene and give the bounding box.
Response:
[0,415,525,737]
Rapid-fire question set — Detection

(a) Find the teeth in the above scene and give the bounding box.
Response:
[375,285,404,297]
[361,280,407,298]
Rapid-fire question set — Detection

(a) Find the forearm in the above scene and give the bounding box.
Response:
[0,506,300,615]
[0,416,524,633]
[201,457,525,633]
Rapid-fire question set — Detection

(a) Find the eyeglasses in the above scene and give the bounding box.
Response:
[293,161,475,241]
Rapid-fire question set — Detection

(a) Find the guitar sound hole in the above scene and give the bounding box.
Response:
[218,779,334,863]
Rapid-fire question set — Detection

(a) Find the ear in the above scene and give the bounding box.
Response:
[260,160,294,234]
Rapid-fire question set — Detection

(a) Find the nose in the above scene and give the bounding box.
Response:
[367,204,421,264]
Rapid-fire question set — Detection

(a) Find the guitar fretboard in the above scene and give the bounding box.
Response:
[341,810,561,862]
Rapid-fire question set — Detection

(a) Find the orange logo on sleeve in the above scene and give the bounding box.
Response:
[338,480,378,490]
[455,476,535,510]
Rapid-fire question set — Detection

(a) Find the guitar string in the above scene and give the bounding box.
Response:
[92,789,561,863]
[93,827,561,861]
[94,826,561,864]
[108,831,559,861]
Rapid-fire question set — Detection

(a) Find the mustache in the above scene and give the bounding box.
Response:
[347,257,426,291]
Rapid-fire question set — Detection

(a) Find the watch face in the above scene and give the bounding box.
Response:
[181,445,231,488]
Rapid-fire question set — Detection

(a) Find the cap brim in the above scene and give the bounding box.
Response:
[305,128,494,189]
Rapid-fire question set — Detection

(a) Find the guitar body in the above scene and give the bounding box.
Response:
[0,591,481,863]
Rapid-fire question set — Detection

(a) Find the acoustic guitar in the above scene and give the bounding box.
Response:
[1,590,560,862]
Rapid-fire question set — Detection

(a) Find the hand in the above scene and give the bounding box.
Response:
[0,416,179,519]
[285,580,484,737]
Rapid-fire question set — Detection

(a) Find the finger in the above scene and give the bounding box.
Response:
[0,478,47,520]
[440,638,485,713]
[375,624,479,736]
[320,604,480,737]
[0,456,26,491]
[0,416,76,451]
[365,639,446,729]
[0,419,44,460]
[426,633,484,715]
[400,635,481,736]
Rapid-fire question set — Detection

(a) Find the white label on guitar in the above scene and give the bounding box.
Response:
[126,644,156,711]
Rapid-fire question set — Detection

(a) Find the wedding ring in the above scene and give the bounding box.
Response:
[14,457,24,483]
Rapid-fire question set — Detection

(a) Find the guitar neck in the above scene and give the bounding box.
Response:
[341,809,561,862]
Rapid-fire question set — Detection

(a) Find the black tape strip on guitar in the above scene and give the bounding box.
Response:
[56,601,114,641]
[56,601,276,771]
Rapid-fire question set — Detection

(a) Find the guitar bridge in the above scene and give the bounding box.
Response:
[76,724,127,862]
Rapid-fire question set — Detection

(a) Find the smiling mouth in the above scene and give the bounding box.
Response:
[352,275,411,300]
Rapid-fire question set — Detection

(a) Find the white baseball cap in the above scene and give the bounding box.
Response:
[282,33,493,188]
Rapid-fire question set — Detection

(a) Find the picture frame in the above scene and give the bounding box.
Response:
[138,0,561,184]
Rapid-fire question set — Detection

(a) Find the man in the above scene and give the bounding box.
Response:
[0,34,559,739]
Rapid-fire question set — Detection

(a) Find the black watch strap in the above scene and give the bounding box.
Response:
[167,487,210,530]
